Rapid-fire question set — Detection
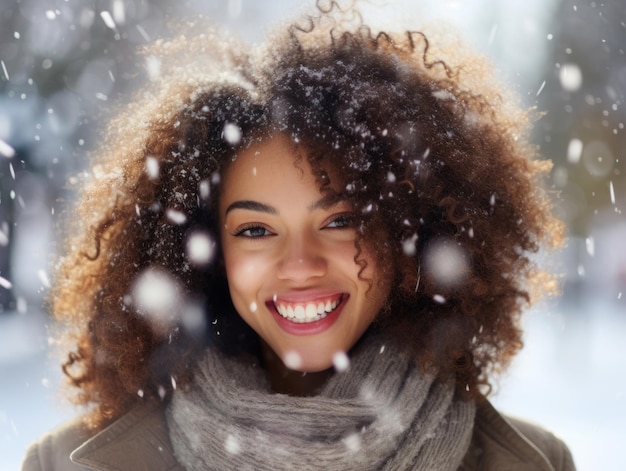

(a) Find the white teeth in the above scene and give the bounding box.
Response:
[275,295,343,323]
[305,304,317,319]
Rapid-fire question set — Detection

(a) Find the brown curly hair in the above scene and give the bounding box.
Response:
[52,4,563,429]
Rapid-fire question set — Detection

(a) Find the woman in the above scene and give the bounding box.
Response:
[22,3,574,470]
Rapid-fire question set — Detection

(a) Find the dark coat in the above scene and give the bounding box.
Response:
[22,398,575,470]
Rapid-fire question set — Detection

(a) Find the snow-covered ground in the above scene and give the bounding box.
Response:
[0,309,74,470]
[492,293,626,471]
[1,291,624,470]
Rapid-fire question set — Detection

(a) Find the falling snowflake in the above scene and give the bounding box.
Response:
[146,56,161,81]
[223,122,242,145]
[402,234,418,256]
[199,180,211,200]
[166,208,187,225]
[181,302,207,337]
[423,239,469,288]
[0,138,15,158]
[145,156,159,179]
[0,276,13,290]
[559,63,583,92]
[282,350,302,370]
[333,351,350,372]
[37,270,51,288]
[100,11,116,30]
[225,434,241,454]
[185,231,215,266]
[132,268,181,332]
[567,138,583,164]
[342,433,361,452]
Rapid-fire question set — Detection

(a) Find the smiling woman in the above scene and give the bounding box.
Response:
[220,134,390,378]
[21,1,574,470]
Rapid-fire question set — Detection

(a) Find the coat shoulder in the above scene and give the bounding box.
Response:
[506,414,575,471]
[21,417,92,471]
[461,399,575,471]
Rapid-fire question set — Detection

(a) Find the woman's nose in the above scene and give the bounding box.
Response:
[276,233,327,282]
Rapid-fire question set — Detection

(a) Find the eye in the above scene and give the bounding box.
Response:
[324,213,356,229]
[234,224,273,238]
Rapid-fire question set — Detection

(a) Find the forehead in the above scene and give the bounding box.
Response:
[218,134,350,216]
[218,134,314,208]
[221,134,312,191]
[225,134,303,179]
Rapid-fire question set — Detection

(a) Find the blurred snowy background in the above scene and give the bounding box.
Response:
[1,0,624,469]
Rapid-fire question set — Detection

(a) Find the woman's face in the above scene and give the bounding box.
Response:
[219,134,390,372]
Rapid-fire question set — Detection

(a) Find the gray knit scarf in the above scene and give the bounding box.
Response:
[166,335,476,470]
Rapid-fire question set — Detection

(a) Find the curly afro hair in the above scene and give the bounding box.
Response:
[51,3,563,429]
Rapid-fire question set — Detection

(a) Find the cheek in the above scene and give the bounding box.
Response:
[223,250,269,305]
[224,254,263,292]
[331,241,362,274]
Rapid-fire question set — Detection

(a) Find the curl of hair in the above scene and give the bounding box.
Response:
[51,4,563,429]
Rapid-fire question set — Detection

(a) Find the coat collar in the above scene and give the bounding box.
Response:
[70,401,183,471]
[70,398,556,471]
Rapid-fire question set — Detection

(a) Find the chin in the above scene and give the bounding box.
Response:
[297,359,334,373]
[274,339,345,373]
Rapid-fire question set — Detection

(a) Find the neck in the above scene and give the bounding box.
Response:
[260,340,332,396]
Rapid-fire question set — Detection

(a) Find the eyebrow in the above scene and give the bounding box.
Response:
[224,194,349,216]
[225,200,278,216]
[307,193,347,211]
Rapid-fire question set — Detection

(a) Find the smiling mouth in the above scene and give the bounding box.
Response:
[271,294,346,324]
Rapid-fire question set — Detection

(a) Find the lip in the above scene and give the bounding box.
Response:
[266,293,348,336]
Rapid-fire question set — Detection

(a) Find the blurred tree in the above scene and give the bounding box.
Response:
[0,0,179,311]
[0,0,269,311]
[535,0,626,236]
